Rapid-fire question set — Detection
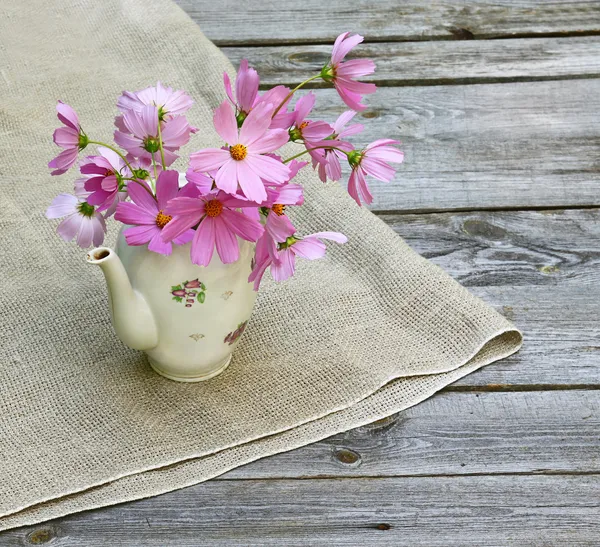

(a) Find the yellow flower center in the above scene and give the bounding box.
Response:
[299,121,309,130]
[205,199,223,218]
[271,203,286,216]
[229,143,248,161]
[155,210,172,229]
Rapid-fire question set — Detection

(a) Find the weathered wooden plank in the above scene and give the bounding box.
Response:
[220,390,600,480]
[8,475,599,545]
[223,36,600,87]
[175,0,600,45]
[303,79,600,212]
[382,208,600,387]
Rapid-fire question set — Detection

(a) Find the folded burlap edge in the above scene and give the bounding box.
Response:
[0,327,521,531]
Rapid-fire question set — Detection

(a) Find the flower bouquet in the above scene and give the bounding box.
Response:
[45,33,404,381]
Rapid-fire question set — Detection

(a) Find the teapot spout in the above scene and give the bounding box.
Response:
[87,247,158,351]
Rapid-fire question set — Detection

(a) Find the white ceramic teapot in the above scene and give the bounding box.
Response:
[87,228,257,382]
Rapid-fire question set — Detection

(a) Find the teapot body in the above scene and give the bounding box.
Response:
[115,228,257,381]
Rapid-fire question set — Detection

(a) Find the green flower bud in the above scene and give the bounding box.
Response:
[320,64,335,83]
[236,110,247,127]
[348,150,363,168]
[77,201,95,217]
[78,133,89,150]
[143,136,160,154]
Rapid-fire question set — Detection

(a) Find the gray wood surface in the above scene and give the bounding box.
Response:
[3,475,599,546]
[224,36,600,86]
[5,1,600,545]
[175,0,600,44]
[306,80,600,213]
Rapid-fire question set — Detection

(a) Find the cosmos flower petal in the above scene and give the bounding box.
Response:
[270,249,295,282]
[221,208,264,242]
[148,230,173,255]
[236,160,268,203]
[123,224,159,246]
[114,201,157,225]
[57,214,82,242]
[213,100,238,144]
[215,158,240,195]
[127,179,158,213]
[239,101,273,146]
[45,193,79,219]
[236,59,260,113]
[155,170,180,209]
[247,128,290,155]
[56,101,80,131]
[214,216,240,264]
[190,217,216,266]
[332,33,364,65]
[291,238,326,260]
[189,148,230,172]
[76,216,95,248]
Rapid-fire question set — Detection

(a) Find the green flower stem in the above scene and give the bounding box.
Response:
[88,140,157,200]
[156,116,167,169]
[282,145,350,164]
[151,153,158,181]
[272,74,321,118]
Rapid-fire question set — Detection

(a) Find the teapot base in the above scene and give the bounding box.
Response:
[148,354,232,382]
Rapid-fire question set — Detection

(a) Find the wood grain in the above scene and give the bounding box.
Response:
[223,36,600,87]
[382,208,600,387]
[300,79,600,212]
[8,475,600,545]
[221,389,600,480]
[175,0,600,45]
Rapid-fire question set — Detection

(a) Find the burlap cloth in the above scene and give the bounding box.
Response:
[0,0,522,531]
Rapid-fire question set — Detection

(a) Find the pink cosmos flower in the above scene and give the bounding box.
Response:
[348,139,404,206]
[321,33,376,111]
[117,82,194,118]
[263,184,304,242]
[161,190,264,266]
[185,168,214,195]
[224,60,259,116]
[189,101,290,203]
[45,193,106,248]
[81,146,126,213]
[114,170,196,255]
[289,93,333,144]
[48,101,87,176]
[125,154,160,180]
[114,105,192,166]
[312,111,363,182]
[249,231,347,290]
[224,60,294,129]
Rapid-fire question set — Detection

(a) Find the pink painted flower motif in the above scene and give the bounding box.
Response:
[114,105,193,166]
[117,82,194,119]
[189,101,290,203]
[321,33,376,111]
[249,231,347,290]
[45,193,106,248]
[48,101,88,176]
[161,190,265,266]
[312,111,363,182]
[289,93,333,144]
[114,170,196,255]
[81,146,126,213]
[224,320,248,345]
[347,139,404,206]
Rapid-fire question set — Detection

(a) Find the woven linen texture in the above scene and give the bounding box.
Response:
[0,0,522,530]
